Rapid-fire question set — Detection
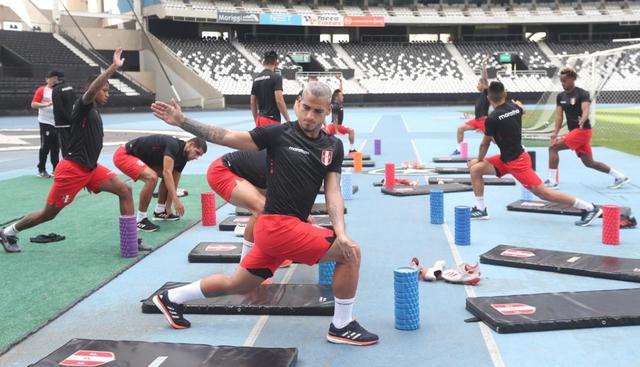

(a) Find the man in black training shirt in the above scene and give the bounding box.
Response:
[250,51,291,127]
[328,75,357,153]
[467,81,601,227]
[151,82,379,346]
[545,67,629,189]
[1,49,148,253]
[453,56,491,155]
[52,73,76,155]
[113,134,207,231]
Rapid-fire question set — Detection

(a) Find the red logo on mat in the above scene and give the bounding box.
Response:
[205,244,237,252]
[500,249,536,258]
[59,350,115,366]
[321,150,333,166]
[491,303,536,315]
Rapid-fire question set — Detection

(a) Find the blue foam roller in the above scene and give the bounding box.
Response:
[318,261,336,285]
[430,190,444,224]
[341,170,353,200]
[454,206,471,246]
[394,266,420,330]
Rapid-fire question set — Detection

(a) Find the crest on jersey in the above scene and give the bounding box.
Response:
[570,97,576,105]
[321,150,333,166]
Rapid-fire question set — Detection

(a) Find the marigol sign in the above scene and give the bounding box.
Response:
[343,15,385,27]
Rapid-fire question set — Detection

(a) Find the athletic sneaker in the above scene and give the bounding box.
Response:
[575,205,602,227]
[137,218,159,232]
[609,177,631,189]
[451,149,461,156]
[0,230,21,253]
[348,149,357,154]
[441,262,481,285]
[543,179,559,189]
[621,216,637,229]
[470,206,489,220]
[38,170,51,178]
[152,290,191,329]
[137,238,152,252]
[153,211,180,221]
[424,260,446,281]
[327,320,379,346]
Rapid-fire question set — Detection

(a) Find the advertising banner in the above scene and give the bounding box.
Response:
[343,15,385,27]
[259,13,303,26]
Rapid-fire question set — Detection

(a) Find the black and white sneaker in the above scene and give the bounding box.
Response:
[38,170,51,178]
[152,290,191,329]
[575,205,602,227]
[153,211,180,221]
[137,238,153,252]
[609,177,631,189]
[327,320,379,346]
[137,218,159,232]
[0,230,21,253]
[470,206,489,220]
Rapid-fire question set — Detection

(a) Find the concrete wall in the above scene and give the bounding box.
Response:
[61,26,144,50]
[127,71,155,92]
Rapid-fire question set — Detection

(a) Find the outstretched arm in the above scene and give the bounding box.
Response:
[151,100,258,151]
[82,48,124,105]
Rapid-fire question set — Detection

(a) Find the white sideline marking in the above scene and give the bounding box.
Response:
[148,356,168,367]
[411,135,506,367]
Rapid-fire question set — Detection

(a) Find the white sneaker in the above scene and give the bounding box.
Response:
[609,177,631,189]
[234,224,246,237]
[423,260,446,281]
[441,262,481,285]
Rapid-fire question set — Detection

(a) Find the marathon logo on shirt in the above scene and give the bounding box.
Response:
[497,109,521,121]
[288,146,310,155]
[254,75,272,82]
[321,150,333,166]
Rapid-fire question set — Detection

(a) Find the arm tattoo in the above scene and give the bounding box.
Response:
[183,118,229,144]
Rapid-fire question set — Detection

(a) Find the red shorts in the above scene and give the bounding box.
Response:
[465,116,487,132]
[562,128,592,156]
[206,157,244,202]
[242,214,335,277]
[486,151,542,189]
[47,160,117,208]
[325,123,350,135]
[255,115,280,127]
[113,146,148,181]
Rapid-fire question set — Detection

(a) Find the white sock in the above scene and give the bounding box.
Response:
[475,197,485,211]
[332,296,355,329]
[548,169,557,184]
[168,279,205,304]
[349,143,355,150]
[608,168,624,179]
[154,203,166,214]
[137,211,147,222]
[3,223,18,236]
[573,198,594,211]
[241,239,254,260]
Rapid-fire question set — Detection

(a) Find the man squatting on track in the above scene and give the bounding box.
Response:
[0,49,148,254]
[150,82,379,346]
[468,81,602,227]
[113,134,207,232]
[544,67,629,190]
[453,56,490,156]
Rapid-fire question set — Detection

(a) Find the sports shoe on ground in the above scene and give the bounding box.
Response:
[153,211,180,221]
[327,320,379,346]
[234,224,246,237]
[470,206,489,220]
[543,179,559,189]
[152,290,191,329]
[0,230,21,253]
[575,205,602,227]
[441,262,481,285]
[348,149,357,154]
[609,177,631,189]
[38,170,52,178]
[451,149,461,156]
[137,238,152,251]
[137,218,159,232]
[621,216,637,229]
[423,260,446,281]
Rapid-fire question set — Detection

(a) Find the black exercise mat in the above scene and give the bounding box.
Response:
[320,184,359,194]
[220,215,333,231]
[481,245,640,283]
[142,282,334,315]
[434,167,470,174]
[235,203,346,216]
[432,156,476,163]
[344,154,371,161]
[189,242,242,263]
[31,338,297,367]
[467,288,640,333]
[428,177,515,186]
[342,160,375,167]
[381,183,471,196]
[507,200,632,217]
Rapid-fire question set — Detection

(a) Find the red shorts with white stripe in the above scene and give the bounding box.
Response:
[464,116,487,132]
[112,145,148,181]
[206,157,244,202]
[47,160,117,208]
[326,123,350,135]
[562,128,592,156]
[485,151,542,190]
[241,214,335,278]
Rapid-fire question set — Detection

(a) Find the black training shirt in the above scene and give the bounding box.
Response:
[126,135,188,172]
[52,82,76,128]
[64,97,104,170]
[475,89,490,119]
[251,69,283,121]
[223,150,268,189]
[556,87,591,130]
[331,102,344,125]
[485,101,524,163]
[249,121,344,221]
